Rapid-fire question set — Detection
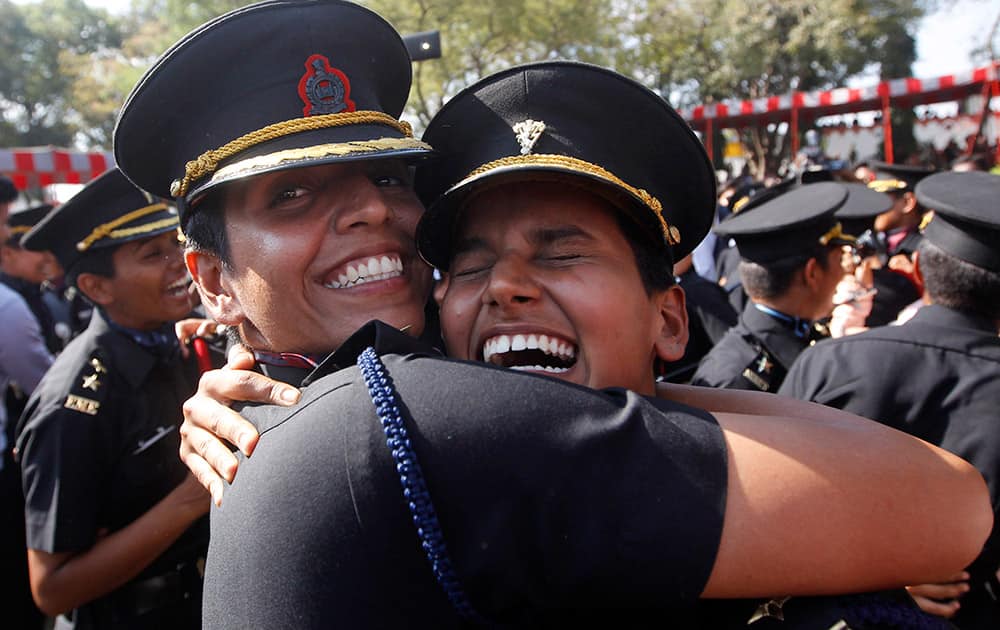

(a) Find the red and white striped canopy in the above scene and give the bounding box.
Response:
[680,62,999,129]
[0,147,114,191]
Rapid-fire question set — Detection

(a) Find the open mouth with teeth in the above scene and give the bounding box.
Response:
[166,275,191,297]
[482,333,578,373]
[325,254,404,289]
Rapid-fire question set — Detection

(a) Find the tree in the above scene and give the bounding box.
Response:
[0,0,121,147]
[627,0,926,173]
[362,0,626,130]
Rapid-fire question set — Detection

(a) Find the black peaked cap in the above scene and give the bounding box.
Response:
[115,0,431,224]
[730,177,797,216]
[867,160,935,194]
[836,183,894,220]
[714,182,853,264]
[414,61,716,269]
[22,168,177,274]
[916,171,1000,272]
[835,182,894,235]
[6,204,54,246]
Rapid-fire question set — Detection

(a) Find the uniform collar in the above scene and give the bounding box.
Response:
[301,320,440,387]
[90,309,159,389]
[910,304,998,335]
[741,301,812,368]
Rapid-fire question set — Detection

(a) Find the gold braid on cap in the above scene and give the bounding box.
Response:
[818,222,854,246]
[463,154,681,246]
[9,226,31,235]
[170,111,414,198]
[919,211,935,231]
[868,179,907,193]
[76,203,174,252]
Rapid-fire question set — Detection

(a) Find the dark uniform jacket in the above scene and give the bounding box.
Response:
[780,304,1000,629]
[203,322,728,628]
[663,270,737,383]
[16,310,209,629]
[691,302,812,392]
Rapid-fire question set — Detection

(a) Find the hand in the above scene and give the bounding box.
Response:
[906,572,970,619]
[179,345,300,506]
[174,318,225,358]
[829,274,875,338]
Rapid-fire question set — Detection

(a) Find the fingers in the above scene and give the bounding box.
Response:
[906,576,970,600]
[226,344,257,370]
[906,575,970,619]
[908,593,961,619]
[202,363,301,410]
[182,388,261,455]
[180,447,229,507]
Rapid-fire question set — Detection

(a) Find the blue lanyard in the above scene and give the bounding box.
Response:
[754,303,812,338]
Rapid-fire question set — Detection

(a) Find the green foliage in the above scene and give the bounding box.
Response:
[361,0,625,129]
[0,0,931,164]
[0,0,120,146]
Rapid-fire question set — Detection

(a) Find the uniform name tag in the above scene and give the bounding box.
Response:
[64,394,101,415]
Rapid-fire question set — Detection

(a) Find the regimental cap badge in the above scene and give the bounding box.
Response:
[513,119,546,155]
[298,54,356,116]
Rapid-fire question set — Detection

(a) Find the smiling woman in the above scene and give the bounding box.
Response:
[436,181,686,395]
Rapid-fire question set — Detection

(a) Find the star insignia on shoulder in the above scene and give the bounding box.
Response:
[90,358,107,373]
[756,354,773,373]
[748,596,791,624]
[81,373,102,391]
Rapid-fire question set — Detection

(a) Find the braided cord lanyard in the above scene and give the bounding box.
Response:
[357,347,485,624]
[839,593,954,629]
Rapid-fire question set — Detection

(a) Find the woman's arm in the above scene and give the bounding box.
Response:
[702,409,991,597]
[28,474,209,616]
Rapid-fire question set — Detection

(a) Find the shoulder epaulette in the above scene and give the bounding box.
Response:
[739,334,787,392]
[63,351,110,416]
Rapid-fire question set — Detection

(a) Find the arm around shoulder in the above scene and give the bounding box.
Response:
[701,410,991,598]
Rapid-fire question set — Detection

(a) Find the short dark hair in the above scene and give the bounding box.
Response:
[919,240,1000,320]
[181,191,232,266]
[612,210,675,295]
[0,176,18,203]
[66,247,117,296]
[739,244,831,300]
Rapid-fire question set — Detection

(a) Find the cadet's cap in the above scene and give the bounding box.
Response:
[866,160,935,194]
[730,177,797,216]
[6,204,53,247]
[414,61,715,269]
[836,183,894,220]
[22,168,177,274]
[835,183,893,235]
[114,0,431,226]
[915,171,1000,271]
[714,182,853,264]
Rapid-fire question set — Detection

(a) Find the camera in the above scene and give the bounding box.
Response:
[853,229,886,262]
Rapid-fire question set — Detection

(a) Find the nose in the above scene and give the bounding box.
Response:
[331,174,392,233]
[482,254,541,309]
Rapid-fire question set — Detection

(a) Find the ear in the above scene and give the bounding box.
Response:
[801,256,824,291]
[76,272,115,307]
[433,271,450,307]
[186,249,245,326]
[653,284,689,363]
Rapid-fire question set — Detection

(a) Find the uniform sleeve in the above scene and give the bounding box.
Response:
[387,356,728,617]
[0,290,54,394]
[18,353,115,553]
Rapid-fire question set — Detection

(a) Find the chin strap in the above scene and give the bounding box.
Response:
[357,347,485,624]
